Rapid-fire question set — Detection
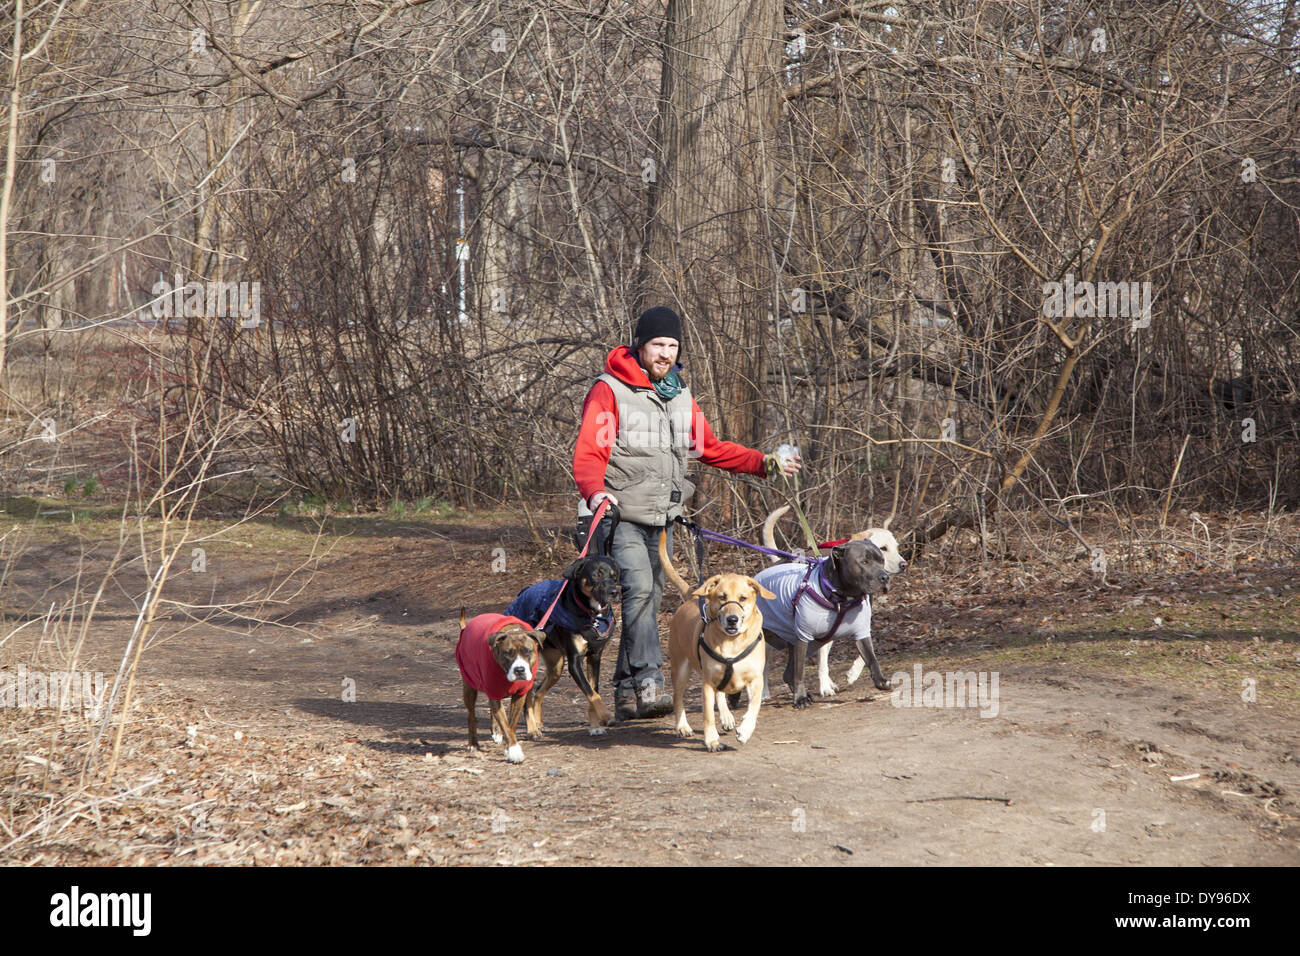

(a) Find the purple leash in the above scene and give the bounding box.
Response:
[670,518,858,639]
[671,516,814,565]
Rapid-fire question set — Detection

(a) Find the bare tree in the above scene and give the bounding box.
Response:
[3,0,1297,541]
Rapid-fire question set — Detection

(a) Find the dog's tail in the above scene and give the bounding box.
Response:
[762,505,791,562]
[658,529,695,599]
[459,607,467,630]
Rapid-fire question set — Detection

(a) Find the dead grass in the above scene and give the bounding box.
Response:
[2,500,1298,864]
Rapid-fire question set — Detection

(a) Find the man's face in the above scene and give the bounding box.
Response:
[637,337,680,382]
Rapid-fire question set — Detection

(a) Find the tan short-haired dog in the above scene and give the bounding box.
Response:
[659,531,776,752]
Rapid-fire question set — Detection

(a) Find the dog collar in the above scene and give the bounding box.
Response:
[819,560,862,606]
[572,587,607,616]
[798,559,862,611]
[553,583,613,636]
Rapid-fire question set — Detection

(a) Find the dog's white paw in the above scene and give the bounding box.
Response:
[819,678,838,697]
[845,659,864,685]
[491,732,504,745]
[505,744,524,764]
[718,711,736,731]
[588,726,607,736]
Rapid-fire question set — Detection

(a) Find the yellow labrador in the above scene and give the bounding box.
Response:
[659,531,775,752]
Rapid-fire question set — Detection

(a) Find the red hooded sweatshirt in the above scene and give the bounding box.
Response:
[573,346,767,505]
[456,614,538,700]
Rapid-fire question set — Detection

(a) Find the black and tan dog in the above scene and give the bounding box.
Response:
[505,556,622,736]
[659,530,776,751]
[455,610,546,763]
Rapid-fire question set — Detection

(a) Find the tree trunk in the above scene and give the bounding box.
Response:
[0,0,24,386]
[641,0,783,468]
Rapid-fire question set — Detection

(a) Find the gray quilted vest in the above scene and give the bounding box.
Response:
[596,372,696,526]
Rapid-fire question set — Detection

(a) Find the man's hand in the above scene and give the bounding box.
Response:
[765,453,803,479]
[590,491,620,509]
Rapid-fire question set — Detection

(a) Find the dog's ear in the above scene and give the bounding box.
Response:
[489,628,509,650]
[869,530,900,554]
[833,540,885,568]
[747,578,777,601]
[526,629,546,650]
[692,574,724,598]
[562,559,586,582]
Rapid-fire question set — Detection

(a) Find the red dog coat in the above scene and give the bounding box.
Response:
[456,613,539,700]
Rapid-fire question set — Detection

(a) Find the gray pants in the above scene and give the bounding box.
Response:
[595,519,673,699]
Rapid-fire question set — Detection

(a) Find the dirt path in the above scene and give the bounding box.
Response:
[3,514,1298,865]
[141,635,1300,866]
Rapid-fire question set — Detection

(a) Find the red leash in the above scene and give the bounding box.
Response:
[535,498,611,630]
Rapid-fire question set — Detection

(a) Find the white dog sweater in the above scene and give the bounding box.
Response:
[754,561,872,645]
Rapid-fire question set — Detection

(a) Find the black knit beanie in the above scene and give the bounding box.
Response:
[633,306,683,352]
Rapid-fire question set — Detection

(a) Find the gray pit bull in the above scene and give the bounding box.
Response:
[751,539,892,708]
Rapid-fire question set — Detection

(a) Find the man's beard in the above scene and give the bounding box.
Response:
[645,360,672,382]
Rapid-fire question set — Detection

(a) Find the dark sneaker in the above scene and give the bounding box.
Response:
[614,691,640,722]
[636,681,673,718]
[614,682,672,720]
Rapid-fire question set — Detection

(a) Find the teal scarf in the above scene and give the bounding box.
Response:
[653,367,683,401]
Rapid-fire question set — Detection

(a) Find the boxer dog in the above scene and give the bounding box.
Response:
[455,610,545,763]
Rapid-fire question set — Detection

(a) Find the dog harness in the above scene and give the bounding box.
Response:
[695,595,762,691]
[455,613,538,700]
[791,559,862,642]
[696,631,763,693]
[754,561,873,647]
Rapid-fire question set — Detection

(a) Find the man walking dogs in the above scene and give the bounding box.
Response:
[573,306,802,720]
